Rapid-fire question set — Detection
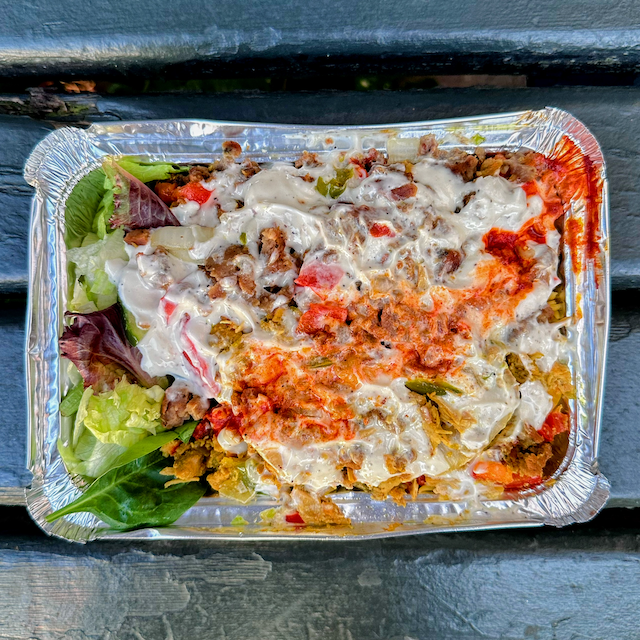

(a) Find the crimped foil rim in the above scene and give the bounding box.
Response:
[24,107,610,542]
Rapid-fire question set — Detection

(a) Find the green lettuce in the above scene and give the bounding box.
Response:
[77,378,165,447]
[59,431,127,479]
[59,378,166,479]
[67,228,127,312]
[64,159,185,248]
[115,158,187,183]
[65,169,108,248]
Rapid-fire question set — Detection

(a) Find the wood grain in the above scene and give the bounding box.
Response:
[1,528,639,640]
[0,0,639,77]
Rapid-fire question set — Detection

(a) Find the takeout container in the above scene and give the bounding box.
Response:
[24,109,610,541]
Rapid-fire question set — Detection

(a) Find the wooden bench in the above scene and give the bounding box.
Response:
[2,3,640,637]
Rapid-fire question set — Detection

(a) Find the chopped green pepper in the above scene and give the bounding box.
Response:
[405,378,463,397]
[316,167,353,199]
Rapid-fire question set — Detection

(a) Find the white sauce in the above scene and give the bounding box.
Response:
[108,146,569,495]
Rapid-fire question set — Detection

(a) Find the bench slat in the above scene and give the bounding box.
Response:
[1,527,639,639]
[0,0,639,76]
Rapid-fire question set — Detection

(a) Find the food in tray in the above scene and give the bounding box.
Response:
[48,136,576,531]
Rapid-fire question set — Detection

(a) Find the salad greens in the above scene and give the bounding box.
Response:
[59,378,164,479]
[57,157,204,531]
[67,228,127,313]
[104,157,180,230]
[46,451,206,531]
[115,158,186,183]
[76,378,164,448]
[64,158,186,250]
[64,169,108,248]
[60,305,158,390]
[60,381,84,417]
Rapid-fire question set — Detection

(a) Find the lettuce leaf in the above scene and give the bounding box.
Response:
[60,381,84,417]
[64,169,108,248]
[46,450,205,530]
[60,305,158,390]
[59,431,127,479]
[64,159,185,248]
[67,228,127,313]
[76,378,164,447]
[103,157,180,230]
[116,158,187,183]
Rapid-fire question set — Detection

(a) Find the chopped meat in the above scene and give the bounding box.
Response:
[289,487,350,526]
[436,249,463,277]
[161,382,210,429]
[477,156,504,177]
[384,453,415,474]
[418,134,438,156]
[259,226,300,274]
[301,173,314,183]
[207,282,225,299]
[390,182,418,201]
[238,274,256,295]
[294,151,321,168]
[351,148,387,172]
[155,181,179,204]
[506,352,530,383]
[462,191,476,207]
[124,228,150,247]
[241,159,260,178]
[446,151,479,182]
[222,140,242,158]
[203,244,255,290]
[188,165,211,182]
[506,440,553,481]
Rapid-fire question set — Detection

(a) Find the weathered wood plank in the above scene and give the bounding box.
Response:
[1,525,640,640]
[2,293,639,505]
[0,0,639,77]
[0,303,29,495]
[5,87,640,293]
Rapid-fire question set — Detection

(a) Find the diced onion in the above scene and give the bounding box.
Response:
[387,136,420,163]
[151,226,194,249]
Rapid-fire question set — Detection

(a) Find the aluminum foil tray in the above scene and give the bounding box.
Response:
[24,108,610,542]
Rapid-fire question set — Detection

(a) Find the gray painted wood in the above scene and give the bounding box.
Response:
[3,87,640,292]
[1,526,640,640]
[0,0,639,77]
[2,294,639,505]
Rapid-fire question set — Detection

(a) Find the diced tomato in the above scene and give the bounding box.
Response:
[285,512,305,524]
[539,409,570,442]
[194,404,239,440]
[297,303,348,334]
[177,182,213,205]
[295,262,344,293]
[473,461,514,485]
[155,182,178,204]
[369,223,396,238]
[161,297,178,320]
[472,461,542,490]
